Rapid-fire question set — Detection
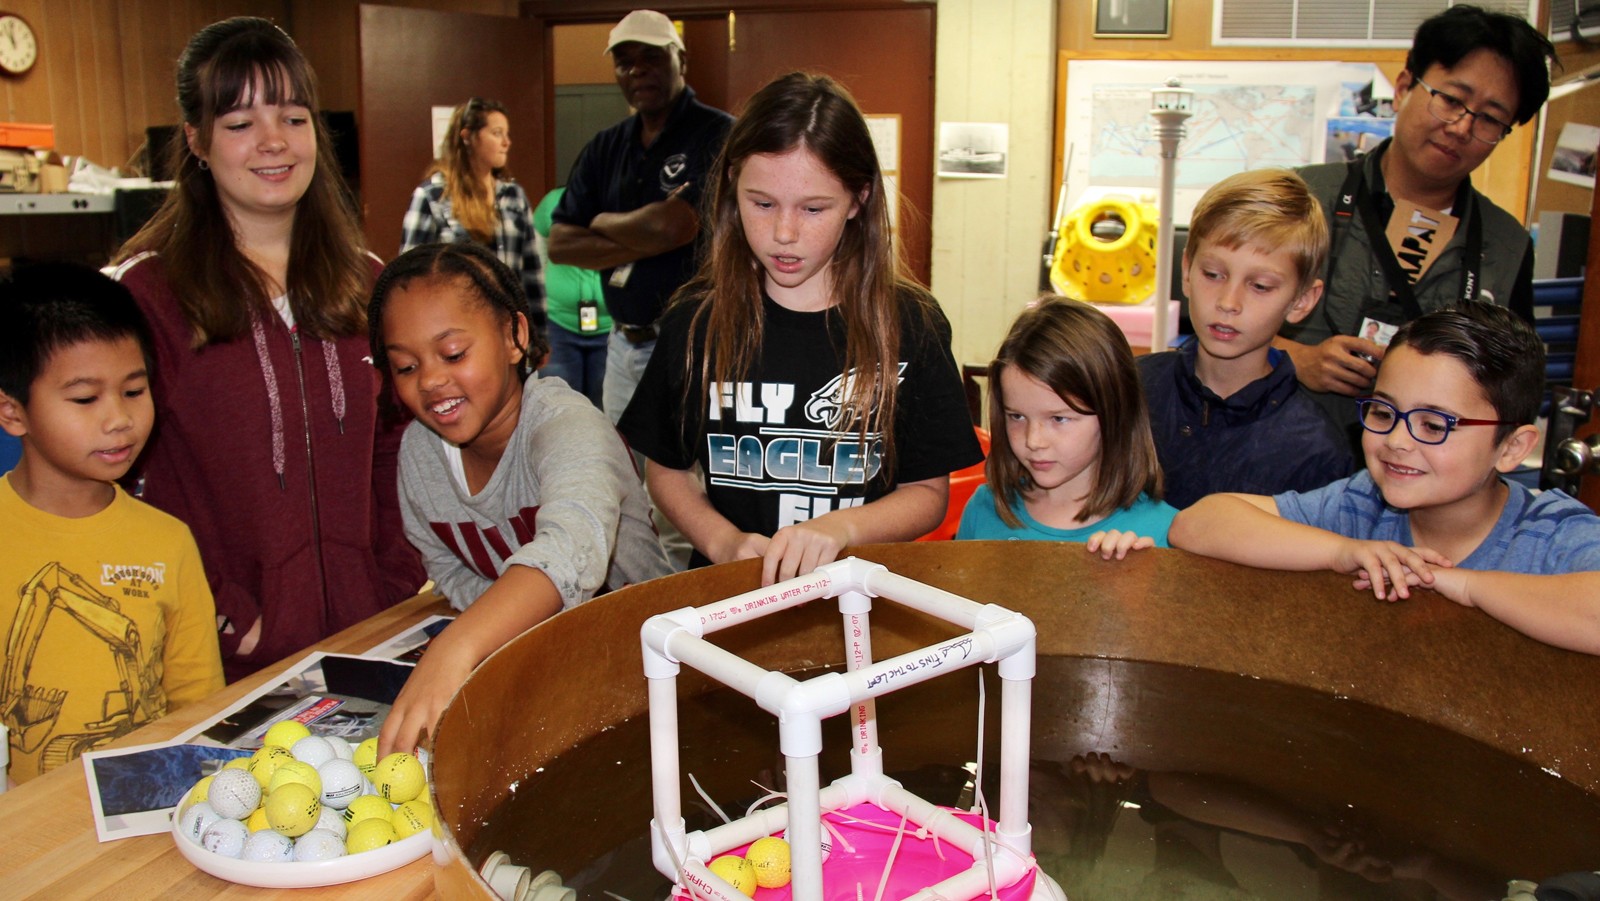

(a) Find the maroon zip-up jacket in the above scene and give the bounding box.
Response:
[116,254,423,682]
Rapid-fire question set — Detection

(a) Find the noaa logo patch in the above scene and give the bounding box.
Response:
[660,154,688,191]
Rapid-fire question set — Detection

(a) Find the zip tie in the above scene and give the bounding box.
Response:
[687,772,731,824]
[871,811,910,901]
[824,814,856,853]
[971,669,987,815]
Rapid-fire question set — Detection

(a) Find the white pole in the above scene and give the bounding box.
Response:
[839,590,882,781]
[1149,78,1192,354]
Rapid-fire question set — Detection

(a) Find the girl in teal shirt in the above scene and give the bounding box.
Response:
[957,296,1177,556]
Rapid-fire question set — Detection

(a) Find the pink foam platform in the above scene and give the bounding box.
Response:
[711,803,1037,901]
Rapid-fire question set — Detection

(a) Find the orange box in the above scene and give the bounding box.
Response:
[0,122,54,150]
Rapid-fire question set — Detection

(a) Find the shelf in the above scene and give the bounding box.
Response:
[0,193,115,215]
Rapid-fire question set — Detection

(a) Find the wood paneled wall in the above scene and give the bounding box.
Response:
[0,0,518,176]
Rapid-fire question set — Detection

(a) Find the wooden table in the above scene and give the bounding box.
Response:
[0,592,453,900]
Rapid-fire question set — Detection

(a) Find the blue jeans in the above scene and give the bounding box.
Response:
[539,323,608,408]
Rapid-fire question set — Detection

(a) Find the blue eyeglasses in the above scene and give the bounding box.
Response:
[1355,396,1515,445]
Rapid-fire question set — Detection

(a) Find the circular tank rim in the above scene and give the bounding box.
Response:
[428,541,1600,897]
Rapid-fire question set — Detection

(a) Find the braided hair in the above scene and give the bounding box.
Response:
[368,242,547,404]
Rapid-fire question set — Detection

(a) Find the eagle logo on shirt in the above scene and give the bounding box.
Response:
[660,154,688,191]
[804,364,907,430]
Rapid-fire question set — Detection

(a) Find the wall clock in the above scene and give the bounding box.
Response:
[0,13,37,76]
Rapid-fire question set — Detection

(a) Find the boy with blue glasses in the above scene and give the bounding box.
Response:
[1172,303,1600,654]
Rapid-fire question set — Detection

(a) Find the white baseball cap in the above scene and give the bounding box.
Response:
[605,10,685,55]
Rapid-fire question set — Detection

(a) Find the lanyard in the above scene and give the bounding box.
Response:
[1323,156,1483,332]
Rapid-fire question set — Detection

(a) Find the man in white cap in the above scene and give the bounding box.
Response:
[549,10,732,569]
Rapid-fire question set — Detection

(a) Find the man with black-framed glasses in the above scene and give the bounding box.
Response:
[1173,305,1600,656]
[1275,5,1555,453]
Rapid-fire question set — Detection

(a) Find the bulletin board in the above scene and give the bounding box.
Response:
[1057,58,1391,224]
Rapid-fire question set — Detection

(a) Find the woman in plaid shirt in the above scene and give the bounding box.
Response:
[399,97,546,335]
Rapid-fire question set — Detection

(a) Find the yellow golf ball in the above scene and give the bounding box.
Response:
[371,752,425,803]
[186,774,215,807]
[222,756,251,772]
[390,799,433,839]
[708,855,757,897]
[264,782,321,838]
[346,817,397,854]
[263,719,313,750]
[246,806,272,833]
[352,737,380,776]
[247,744,295,789]
[746,836,792,888]
[343,794,393,826]
[267,759,323,798]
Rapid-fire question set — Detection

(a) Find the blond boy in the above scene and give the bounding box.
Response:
[1138,169,1352,509]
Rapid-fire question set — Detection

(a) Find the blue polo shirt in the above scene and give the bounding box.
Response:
[552,85,732,327]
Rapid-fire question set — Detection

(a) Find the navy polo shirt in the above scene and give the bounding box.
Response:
[553,85,732,327]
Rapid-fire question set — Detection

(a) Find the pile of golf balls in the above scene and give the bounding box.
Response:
[175,722,433,865]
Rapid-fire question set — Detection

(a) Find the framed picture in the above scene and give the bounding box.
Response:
[1094,0,1171,38]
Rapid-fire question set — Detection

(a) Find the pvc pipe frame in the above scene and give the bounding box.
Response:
[640,557,1039,901]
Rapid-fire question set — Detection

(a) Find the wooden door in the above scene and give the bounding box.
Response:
[724,7,936,284]
[357,5,547,262]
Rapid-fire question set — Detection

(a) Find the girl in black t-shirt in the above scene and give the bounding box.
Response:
[619,72,982,585]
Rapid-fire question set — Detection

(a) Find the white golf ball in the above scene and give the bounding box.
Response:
[293,828,347,862]
[208,769,262,820]
[290,735,336,769]
[178,801,223,844]
[240,829,294,862]
[314,804,348,840]
[317,758,364,810]
[201,818,249,858]
[324,735,354,761]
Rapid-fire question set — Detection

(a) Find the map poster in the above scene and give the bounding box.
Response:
[1061,60,1391,225]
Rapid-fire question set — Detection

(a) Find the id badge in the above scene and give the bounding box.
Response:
[608,262,633,288]
[578,299,600,334]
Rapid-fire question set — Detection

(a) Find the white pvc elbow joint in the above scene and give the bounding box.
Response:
[975,605,1036,680]
[641,607,703,679]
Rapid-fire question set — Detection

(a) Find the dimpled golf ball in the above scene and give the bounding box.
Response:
[200,818,249,858]
[371,752,425,803]
[246,806,272,833]
[390,798,433,839]
[708,855,757,897]
[289,735,336,769]
[314,804,348,840]
[352,737,380,777]
[343,794,393,826]
[317,758,363,810]
[264,782,321,838]
[263,719,312,750]
[323,735,354,761]
[346,816,396,854]
[267,759,322,798]
[746,836,791,888]
[247,744,295,789]
[207,768,262,820]
[240,829,294,863]
[293,828,347,862]
[178,801,223,844]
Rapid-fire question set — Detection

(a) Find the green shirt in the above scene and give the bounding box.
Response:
[534,188,610,334]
